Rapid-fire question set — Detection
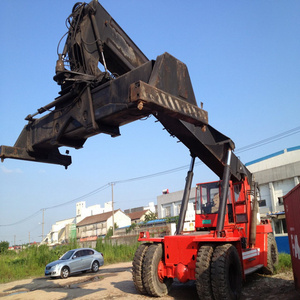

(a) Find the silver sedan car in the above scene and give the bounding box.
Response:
[45,248,104,279]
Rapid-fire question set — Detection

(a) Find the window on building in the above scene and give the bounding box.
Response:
[278,197,284,205]
[177,204,181,215]
[282,218,287,233]
[165,206,171,217]
[273,217,287,235]
[259,199,266,207]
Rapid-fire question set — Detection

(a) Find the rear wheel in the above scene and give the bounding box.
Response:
[143,243,173,297]
[91,261,99,273]
[132,243,150,294]
[211,244,242,300]
[262,233,278,275]
[195,244,214,300]
[60,266,70,279]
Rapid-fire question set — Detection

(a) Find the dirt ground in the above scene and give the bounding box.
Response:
[0,262,299,300]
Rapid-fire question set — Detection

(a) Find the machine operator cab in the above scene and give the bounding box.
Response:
[195,180,249,231]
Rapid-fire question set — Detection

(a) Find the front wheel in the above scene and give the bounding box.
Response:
[195,244,214,300]
[132,243,150,295]
[142,243,173,297]
[211,244,243,300]
[60,266,70,279]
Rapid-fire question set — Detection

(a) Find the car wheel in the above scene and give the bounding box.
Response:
[60,266,70,279]
[92,261,99,273]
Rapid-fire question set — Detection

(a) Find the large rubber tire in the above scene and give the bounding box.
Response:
[132,243,150,295]
[60,266,70,279]
[211,244,243,300]
[262,233,279,275]
[143,243,173,297]
[195,244,214,300]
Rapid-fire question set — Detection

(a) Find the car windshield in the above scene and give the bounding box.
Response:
[60,250,75,260]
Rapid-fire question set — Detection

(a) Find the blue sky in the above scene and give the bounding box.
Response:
[0,1,299,245]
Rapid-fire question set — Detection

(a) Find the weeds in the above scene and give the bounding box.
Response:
[0,239,138,283]
[276,253,292,273]
[96,238,139,264]
[0,242,293,284]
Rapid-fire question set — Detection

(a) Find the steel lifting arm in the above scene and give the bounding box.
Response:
[0,0,251,186]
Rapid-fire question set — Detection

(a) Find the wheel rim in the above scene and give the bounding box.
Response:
[157,260,164,283]
[93,262,98,271]
[62,268,69,278]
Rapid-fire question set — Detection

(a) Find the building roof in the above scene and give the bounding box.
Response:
[127,210,149,221]
[77,210,120,227]
[245,145,300,166]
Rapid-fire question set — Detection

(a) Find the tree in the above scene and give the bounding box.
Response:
[0,241,9,253]
[144,211,157,223]
[105,223,118,239]
[126,222,137,233]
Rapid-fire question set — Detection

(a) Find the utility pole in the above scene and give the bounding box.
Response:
[111,183,115,236]
[42,209,45,242]
[29,232,30,245]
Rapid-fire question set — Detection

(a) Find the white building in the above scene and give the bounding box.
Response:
[246,146,300,236]
[77,209,131,240]
[42,217,75,245]
[76,201,112,223]
[157,188,196,232]
[124,201,157,214]
[143,202,156,213]
[44,200,113,245]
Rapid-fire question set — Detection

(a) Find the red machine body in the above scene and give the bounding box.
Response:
[138,179,273,284]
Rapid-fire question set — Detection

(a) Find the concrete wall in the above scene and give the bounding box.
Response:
[77,222,108,239]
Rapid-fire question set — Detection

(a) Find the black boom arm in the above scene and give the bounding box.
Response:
[0,0,251,184]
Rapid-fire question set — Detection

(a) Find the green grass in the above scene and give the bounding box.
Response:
[275,252,292,273]
[96,238,139,264]
[0,239,139,284]
[0,242,292,284]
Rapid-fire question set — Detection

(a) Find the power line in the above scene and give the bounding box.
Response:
[43,183,110,210]
[0,210,41,227]
[114,125,300,184]
[0,184,110,227]
[1,125,298,227]
[235,126,300,153]
[113,165,189,185]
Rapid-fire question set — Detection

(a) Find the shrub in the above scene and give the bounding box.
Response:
[276,253,292,273]
[0,241,9,253]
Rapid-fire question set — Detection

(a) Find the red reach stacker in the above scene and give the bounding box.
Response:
[0,1,278,299]
[135,171,278,299]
